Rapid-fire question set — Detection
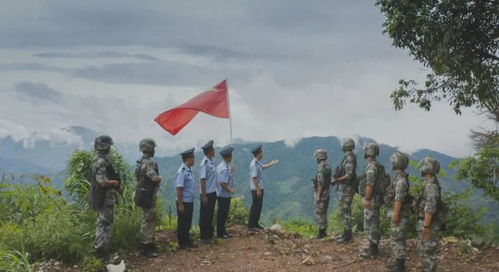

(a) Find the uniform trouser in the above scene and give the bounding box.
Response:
[417,220,441,272]
[217,197,231,236]
[314,197,330,231]
[390,216,409,260]
[339,184,354,231]
[139,203,156,245]
[177,202,194,247]
[95,204,115,250]
[363,201,381,246]
[199,192,217,240]
[248,190,264,228]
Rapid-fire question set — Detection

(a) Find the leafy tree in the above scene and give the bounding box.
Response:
[376,0,498,115]
[377,0,499,201]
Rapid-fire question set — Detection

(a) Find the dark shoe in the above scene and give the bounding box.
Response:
[95,247,110,262]
[223,232,232,238]
[179,244,190,250]
[316,229,327,239]
[255,224,265,230]
[141,243,158,258]
[218,234,230,239]
[386,259,405,272]
[337,230,352,244]
[360,243,379,259]
[202,239,214,245]
[188,242,198,248]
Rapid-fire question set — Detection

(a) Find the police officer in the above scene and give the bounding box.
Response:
[216,145,235,239]
[248,144,279,230]
[135,138,161,258]
[386,152,411,272]
[92,135,120,261]
[175,148,197,249]
[417,157,444,272]
[313,149,332,239]
[199,140,218,244]
[334,138,357,244]
[360,142,382,258]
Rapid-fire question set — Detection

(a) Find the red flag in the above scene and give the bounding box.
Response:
[155,80,230,135]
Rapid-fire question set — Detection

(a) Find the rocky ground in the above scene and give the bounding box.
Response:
[38,225,499,272]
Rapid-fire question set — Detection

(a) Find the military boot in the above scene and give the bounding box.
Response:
[141,243,158,258]
[337,229,352,244]
[316,229,327,239]
[386,259,405,272]
[360,243,379,258]
[95,247,110,263]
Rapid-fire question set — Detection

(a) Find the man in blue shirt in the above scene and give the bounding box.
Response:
[216,145,235,239]
[248,144,279,230]
[198,140,218,244]
[175,148,197,249]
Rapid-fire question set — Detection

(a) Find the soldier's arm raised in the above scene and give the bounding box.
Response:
[263,160,279,169]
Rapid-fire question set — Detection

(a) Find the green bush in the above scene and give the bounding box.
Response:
[281,218,317,237]
[0,249,35,272]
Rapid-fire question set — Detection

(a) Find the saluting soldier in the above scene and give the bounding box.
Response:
[417,157,445,272]
[312,149,332,239]
[216,145,235,239]
[247,144,279,230]
[175,148,197,249]
[91,135,120,262]
[198,140,218,244]
[334,138,357,244]
[135,138,161,258]
[386,152,411,272]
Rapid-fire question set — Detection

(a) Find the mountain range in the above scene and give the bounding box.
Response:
[0,126,496,223]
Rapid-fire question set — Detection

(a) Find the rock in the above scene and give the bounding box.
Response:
[442,236,459,244]
[302,256,315,266]
[269,224,284,231]
[264,252,273,256]
[106,260,126,272]
[200,260,211,266]
[471,235,486,248]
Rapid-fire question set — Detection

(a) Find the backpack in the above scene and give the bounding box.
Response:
[416,180,448,227]
[358,161,390,200]
[385,173,414,210]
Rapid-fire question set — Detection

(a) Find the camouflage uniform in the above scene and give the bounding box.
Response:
[314,161,332,231]
[93,154,118,251]
[136,156,160,245]
[388,170,411,260]
[361,159,382,256]
[338,150,357,232]
[417,175,442,272]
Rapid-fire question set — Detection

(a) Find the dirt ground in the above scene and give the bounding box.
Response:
[120,225,499,272]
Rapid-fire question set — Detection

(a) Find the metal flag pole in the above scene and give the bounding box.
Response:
[226,79,234,147]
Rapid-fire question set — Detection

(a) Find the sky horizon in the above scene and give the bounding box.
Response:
[0,0,492,158]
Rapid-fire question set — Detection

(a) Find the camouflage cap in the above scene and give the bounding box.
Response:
[139,138,156,152]
[390,152,409,170]
[341,138,355,151]
[94,135,113,151]
[314,149,328,161]
[420,157,440,176]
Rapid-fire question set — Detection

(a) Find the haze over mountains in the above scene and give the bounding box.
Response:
[1,126,496,223]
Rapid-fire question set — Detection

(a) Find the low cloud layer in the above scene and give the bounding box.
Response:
[0,1,490,157]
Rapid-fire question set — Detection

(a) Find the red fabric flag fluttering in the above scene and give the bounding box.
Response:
[155,80,230,135]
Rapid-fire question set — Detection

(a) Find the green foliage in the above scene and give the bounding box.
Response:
[227,197,249,226]
[281,218,317,237]
[0,249,35,272]
[329,194,365,233]
[451,145,499,201]
[376,0,499,115]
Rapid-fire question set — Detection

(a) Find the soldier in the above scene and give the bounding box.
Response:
[417,157,444,272]
[312,149,332,239]
[216,145,235,239]
[247,144,279,230]
[333,138,357,244]
[135,138,161,258]
[175,148,197,249]
[198,140,218,244]
[360,142,382,258]
[91,135,121,262]
[386,152,411,272]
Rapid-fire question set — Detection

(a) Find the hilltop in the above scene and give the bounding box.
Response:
[36,225,499,272]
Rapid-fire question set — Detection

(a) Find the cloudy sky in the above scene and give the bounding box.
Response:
[0,0,491,157]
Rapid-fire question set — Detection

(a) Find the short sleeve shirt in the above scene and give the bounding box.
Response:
[200,157,218,194]
[216,161,234,198]
[249,158,264,190]
[175,164,196,203]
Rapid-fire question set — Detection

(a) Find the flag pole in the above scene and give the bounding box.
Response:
[226,79,233,146]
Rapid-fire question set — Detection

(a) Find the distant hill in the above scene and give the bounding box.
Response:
[1,132,496,223]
